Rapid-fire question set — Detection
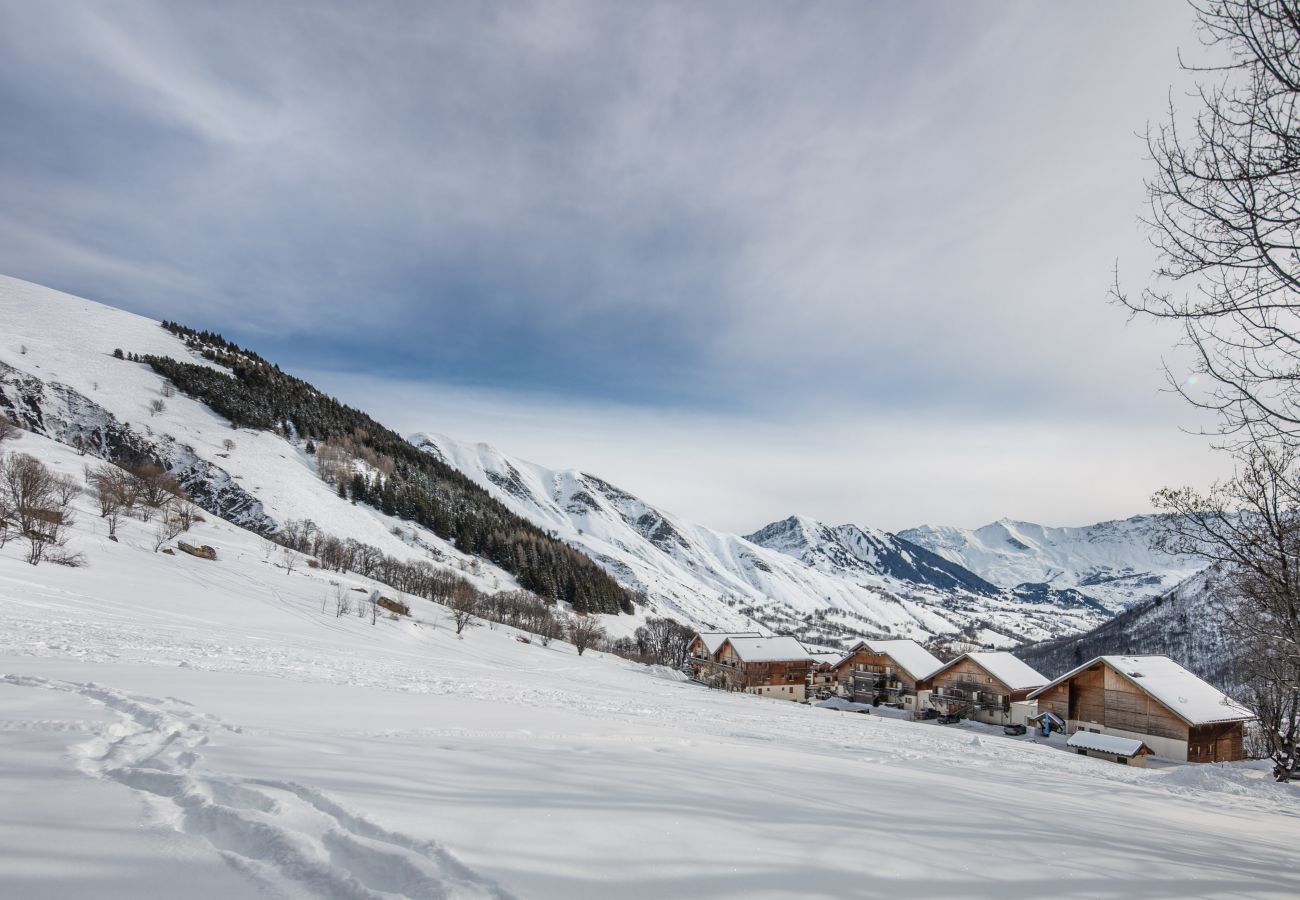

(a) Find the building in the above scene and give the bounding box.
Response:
[923,651,1048,726]
[698,636,815,701]
[1066,731,1152,767]
[687,631,761,665]
[807,653,844,699]
[829,639,943,712]
[1027,655,1253,762]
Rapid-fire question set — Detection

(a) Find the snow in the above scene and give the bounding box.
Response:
[901,516,1207,611]
[412,433,1112,645]
[852,639,944,680]
[0,275,517,598]
[720,636,810,662]
[1068,731,1148,757]
[1,431,1299,898]
[949,651,1049,690]
[697,631,761,656]
[1031,656,1254,726]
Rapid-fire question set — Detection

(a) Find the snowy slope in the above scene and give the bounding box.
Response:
[0,274,515,596]
[2,431,1297,899]
[1017,565,1239,688]
[900,516,1207,611]
[414,434,1111,647]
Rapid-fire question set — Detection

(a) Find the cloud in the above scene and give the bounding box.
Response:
[304,367,1230,534]
[0,0,1220,526]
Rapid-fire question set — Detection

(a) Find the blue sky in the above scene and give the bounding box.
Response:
[0,1,1227,531]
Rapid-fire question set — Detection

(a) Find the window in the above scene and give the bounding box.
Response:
[1117,757,1128,765]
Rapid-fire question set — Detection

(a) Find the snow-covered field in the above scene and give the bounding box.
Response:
[2,433,1298,898]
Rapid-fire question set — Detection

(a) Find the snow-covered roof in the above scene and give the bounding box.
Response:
[861,640,944,680]
[1067,731,1149,757]
[930,652,1048,690]
[1028,655,1253,726]
[721,636,812,663]
[810,652,843,666]
[695,632,761,656]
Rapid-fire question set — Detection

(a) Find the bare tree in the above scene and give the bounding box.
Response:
[1153,441,1300,781]
[567,615,606,657]
[149,398,166,417]
[87,464,138,539]
[160,382,175,398]
[448,582,480,635]
[633,616,695,669]
[334,585,352,618]
[222,438,236,452]
[1,454,78,565]
[130,465,183,521]
[153,508,184,552]
[1117,1,1300,447]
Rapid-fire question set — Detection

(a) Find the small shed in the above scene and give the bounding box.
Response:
[1067,730,1152,767]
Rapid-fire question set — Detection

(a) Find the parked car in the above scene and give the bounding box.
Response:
[916,708,939,720]
[1003,723,1027,736]
[937,714,962,725]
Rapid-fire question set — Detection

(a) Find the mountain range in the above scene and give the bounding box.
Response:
[0,274,1208,651]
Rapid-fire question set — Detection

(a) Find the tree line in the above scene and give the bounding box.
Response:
[142,322,636,615]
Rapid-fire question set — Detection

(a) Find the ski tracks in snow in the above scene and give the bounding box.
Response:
[0,674,515,900]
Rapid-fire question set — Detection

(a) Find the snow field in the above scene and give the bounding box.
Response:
[0,434,1297,898]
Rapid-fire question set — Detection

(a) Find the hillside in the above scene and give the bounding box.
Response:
[2,430,1297,899]
[0,275,634,616]
[415,433,1112,647]
[901,516,1206,611]
[1015,567,1238,688]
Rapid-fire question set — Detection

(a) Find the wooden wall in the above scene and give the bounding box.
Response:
[928,658,1013,704]
[833,649,921,693]
[1102,666,1188,741]
[1189,722,1246,763]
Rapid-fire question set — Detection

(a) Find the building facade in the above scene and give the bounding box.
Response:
[1028,655,1252,762]
[923,652,1048,726]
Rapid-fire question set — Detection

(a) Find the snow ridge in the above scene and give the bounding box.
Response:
[412,434,1114,646]
[900,516,1207,611]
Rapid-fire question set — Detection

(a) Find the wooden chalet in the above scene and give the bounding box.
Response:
[829,639,943,712]
[1027,655,1253,762]
[688,631,761,663]
[694,635,814,701]
[923,651,1048,726]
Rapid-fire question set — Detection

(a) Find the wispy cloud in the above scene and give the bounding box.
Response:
[0,0,1218,527]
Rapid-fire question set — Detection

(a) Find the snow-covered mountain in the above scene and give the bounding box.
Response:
[0,275,518,601]
[1016,566,1236,688]
[899,516,1207,611]
[414,434,1111,647]
[0,273,1175,650]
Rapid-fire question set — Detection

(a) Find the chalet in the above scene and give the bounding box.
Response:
[701,636,814,701]
[829,639,943,712]
[691,629,759,663]
[808,653,843,698]
[1027,655,1253,762]
[923,651,1048,726]
[1066,731,1152,767]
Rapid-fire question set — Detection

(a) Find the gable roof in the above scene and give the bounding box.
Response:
[929,651,1048,691]
[694,632,761,657]
[720,635,812,663]
[1067,731,1150,757]
[1028,655,1253,726]
[833,639,944,680]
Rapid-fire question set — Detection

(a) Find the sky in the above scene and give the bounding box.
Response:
[0,0,1229,532]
